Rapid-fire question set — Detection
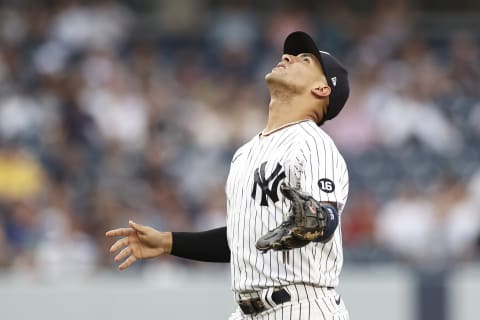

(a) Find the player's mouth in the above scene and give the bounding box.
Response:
[273,62,287,70]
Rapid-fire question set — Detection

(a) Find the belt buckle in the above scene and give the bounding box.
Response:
[238,297,266,315]
[271,288,291,305]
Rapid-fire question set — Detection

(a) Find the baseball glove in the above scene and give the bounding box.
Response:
[256,183,327,253]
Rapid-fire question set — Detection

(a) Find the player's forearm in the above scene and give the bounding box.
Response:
[171,226,231,263]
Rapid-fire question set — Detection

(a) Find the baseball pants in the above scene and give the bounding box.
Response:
[229,284,349,320]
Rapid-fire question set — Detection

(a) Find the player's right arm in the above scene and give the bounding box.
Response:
[106,221,230,270]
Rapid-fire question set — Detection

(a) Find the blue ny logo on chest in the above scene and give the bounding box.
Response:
[251,161,286,206]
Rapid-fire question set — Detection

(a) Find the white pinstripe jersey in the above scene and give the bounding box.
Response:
[225,120,349,292]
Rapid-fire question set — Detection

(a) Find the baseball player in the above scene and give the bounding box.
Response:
[106,31,350,319]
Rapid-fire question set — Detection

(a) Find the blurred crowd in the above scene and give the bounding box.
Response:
[0,0,479,282]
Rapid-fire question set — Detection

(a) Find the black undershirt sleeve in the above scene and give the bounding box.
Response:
[171,226,230,263]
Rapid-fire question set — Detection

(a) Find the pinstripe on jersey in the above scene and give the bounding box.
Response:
[225,119,349,292]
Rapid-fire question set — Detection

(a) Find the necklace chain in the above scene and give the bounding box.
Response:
[260,119,310,137]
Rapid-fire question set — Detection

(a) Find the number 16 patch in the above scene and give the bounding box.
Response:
[318,178,335,193]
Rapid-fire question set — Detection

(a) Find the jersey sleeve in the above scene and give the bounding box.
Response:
[171,227,230,263]
[284,136,349,211]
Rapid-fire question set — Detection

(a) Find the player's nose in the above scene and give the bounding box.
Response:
[281,54,293,63]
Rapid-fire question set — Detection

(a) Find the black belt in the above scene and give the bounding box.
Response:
[238,287,334,315]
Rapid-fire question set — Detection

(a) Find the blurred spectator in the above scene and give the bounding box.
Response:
[353,0,412,68]
[34,181,98,283]
[0,93,50,145]
[263,7,315,52]
[364,55,462,154]
[375,183,438,264]
[194,183,228,231]
[448,30,480,98]
[439,179,480,261]
[50,0,133,52]
[323,80,379,155]
[376,175,480,266]
[5,200,38,256]
[207,2,259,79]
[80,57,148,153]
[342,190,378,248]
[0,147,43,201]
[154,0,207,35]
[148,175,193,232]
[0,218,10,268]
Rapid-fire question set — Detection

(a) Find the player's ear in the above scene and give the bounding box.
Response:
[311,83,331,99]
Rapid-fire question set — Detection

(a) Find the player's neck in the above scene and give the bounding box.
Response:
[265,97,318,134]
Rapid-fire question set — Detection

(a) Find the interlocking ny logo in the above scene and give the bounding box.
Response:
[251,162,286,206]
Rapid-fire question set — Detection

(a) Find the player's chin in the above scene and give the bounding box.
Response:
[265,71,284,84]
[265,73,297,91]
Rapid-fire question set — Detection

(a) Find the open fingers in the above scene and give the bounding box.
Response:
[106,228,133,238]
[118,255,137,270]
[115,246,132,262]
[110,237,129,253]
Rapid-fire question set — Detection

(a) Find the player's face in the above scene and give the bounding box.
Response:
[265,53,328,93]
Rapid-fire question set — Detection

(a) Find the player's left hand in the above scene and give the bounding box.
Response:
[255,183,327,253]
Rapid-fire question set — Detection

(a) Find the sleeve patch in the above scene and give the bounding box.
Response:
[318,178,335,193]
